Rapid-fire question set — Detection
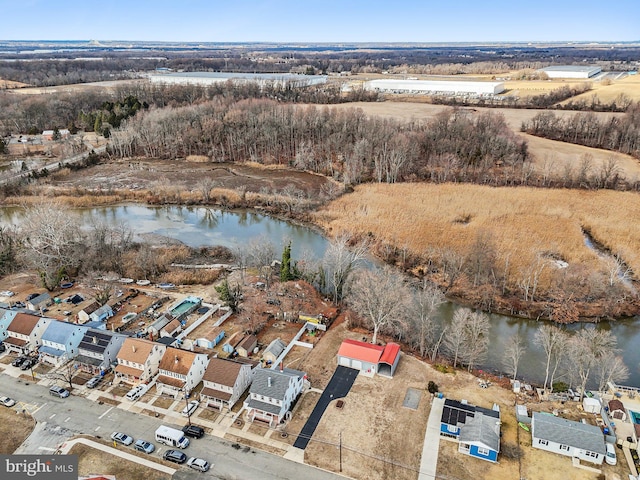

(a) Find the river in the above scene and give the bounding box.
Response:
[2,204,639,388]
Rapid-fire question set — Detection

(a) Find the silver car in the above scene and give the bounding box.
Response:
[187,457,211,472]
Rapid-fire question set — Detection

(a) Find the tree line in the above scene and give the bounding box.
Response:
[521,105,640,160]
[108,99,528,185]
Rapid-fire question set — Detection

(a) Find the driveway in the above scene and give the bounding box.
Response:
[293,366,358,449]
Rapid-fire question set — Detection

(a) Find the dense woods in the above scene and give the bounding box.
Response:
[522,105,640,159]
[109,99,528,185]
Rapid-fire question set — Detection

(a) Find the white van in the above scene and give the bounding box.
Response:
[155,425,190,449]
[125,384,148,401]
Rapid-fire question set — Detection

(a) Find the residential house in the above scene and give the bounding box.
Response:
[0,308,18,340]
[155,346,209,398]
[262,338,287,365]
[531,412,606,465]
[77,301,100,324]
[114,338,166,385]
[160,319,182,338]
[236,334,258,358]
[2,313,51,354]
[336,339,401,377]
[42,129,70,141]
[38,321,88,366]
[200,357,258,411]
[608,399,626,421]
[90,304,113,323]
[75,329,128,374]
[27,292,51,312]
[441,399,501,462]
[194,326,225,350]
[245,366,306,426]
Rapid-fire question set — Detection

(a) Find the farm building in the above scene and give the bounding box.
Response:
[531,412,606,465]
[363,79,505,96]
[336,339,401,377]
[149,72,327,88]
[440,399,501,463]
[539,65,602,79]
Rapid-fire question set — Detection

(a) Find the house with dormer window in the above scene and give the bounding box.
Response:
[38,321,88,366]
[245,366,306,426]
[114,338,165,385]
[1,312,51,354]
[155,347,209,398]
[200,357,258,411]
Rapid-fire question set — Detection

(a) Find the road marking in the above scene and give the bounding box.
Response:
[98,406,114,419]
[49,413,56,419]
[32,402,47,414]
[94,426,101,432]
[64,417,71,423]
[38,447,56,452]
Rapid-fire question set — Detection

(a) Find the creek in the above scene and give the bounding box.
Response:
[2,204,639,388]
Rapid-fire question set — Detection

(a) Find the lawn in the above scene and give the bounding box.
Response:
[0,406,35,454]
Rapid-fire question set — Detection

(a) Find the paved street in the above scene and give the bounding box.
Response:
[1,375,344,480]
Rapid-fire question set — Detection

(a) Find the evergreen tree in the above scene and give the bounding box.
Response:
[215,279,241,312]
[280,242,295,282]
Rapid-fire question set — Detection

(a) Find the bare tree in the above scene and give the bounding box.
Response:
[19,202,83,290]
[568,329,617,400]
[407,280,445,358]
[197,177,217,203]
[321,233,369,303]
[461,311,490,372]
[247,235,276,289]
[503,333,526,380]
[443,308,477,369]
[347,266,409,345]
[605,254,633,288]
[534,324,566,393]
[595,352,629,393]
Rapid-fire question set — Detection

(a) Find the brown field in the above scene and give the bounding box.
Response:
[564,74,640,104]
[314,183,640,290]
[324,101,639,181]
[0,78,29,89]
[0,407,35,454]
[70,443,172,480]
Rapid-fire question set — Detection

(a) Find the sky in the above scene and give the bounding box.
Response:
[2,0,639,43]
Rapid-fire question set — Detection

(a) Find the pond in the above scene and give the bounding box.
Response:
[2,204,639,387]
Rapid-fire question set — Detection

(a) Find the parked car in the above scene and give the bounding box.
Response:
[49,385,70,398]
[125,384,148,401]
[0,396,16,407]
[20,358,37,370]
[182,424,205,439]
[163,450,187,464]
[181,400,199,417]
[186,457,211,472]
[11,356,28,367]
[133,439,155,454]
[85,376,103,389]
[0,342,5,353]
[605,442,617,465]
[110,432,134,446]
[0,290,14,297]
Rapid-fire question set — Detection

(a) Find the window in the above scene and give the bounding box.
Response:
[477,447,490,456]
[560,444,569,451]
[586,451,598,458]
[538,439,548,446]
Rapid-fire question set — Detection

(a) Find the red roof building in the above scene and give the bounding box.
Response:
[336,339,401,377]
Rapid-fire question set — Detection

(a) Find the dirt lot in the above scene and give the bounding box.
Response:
[70,442,172,480]
[0,406,35,454]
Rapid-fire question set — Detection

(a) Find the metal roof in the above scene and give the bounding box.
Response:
[337,339,384,364]
[155,72,326,81]
[379,343,401,365]
[541,65,600,72]
[532,412,605,455]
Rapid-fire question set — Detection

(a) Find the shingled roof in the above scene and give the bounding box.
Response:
[532,412,605,455]
[158,346,199,375]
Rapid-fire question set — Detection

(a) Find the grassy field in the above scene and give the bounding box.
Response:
[563,74,640,104]
[314,183,640,291]
[0,406,35,454]
[70,443,172,480]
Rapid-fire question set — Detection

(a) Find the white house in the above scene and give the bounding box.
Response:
[200,357,258,411]
[155,346,209,398]
[1,313,51,354]
[114,338,166,385]
[531,412,606,465]
[38,321,88,366]
[245,366,306,426]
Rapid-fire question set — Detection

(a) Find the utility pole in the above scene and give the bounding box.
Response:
[184,388,191,426]
[339,431,342,472]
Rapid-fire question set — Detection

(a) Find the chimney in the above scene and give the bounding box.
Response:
[175,355,179,364]
[92,336,97,344]
[267,377,272,387]
[132,345,136,353]
[280,362,283,372]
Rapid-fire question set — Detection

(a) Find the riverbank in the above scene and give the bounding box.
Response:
[3,158,640,322]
